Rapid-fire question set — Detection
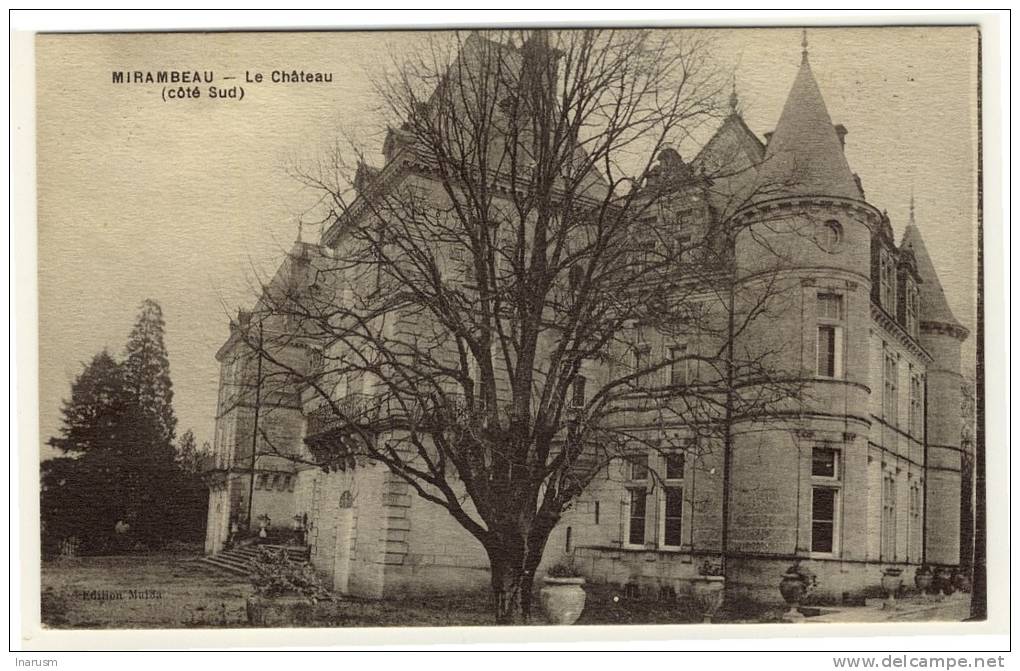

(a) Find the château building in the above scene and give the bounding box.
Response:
[203,35,969,604]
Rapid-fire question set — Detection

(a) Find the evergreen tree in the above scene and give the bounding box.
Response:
[43,303,209,554]
[123,299,177,444]
[48,350,133,455]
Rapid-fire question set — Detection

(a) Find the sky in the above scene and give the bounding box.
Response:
[35,27,979,457]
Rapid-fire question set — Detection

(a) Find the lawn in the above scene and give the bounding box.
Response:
[41,554,763,628]
[41,554,253,628]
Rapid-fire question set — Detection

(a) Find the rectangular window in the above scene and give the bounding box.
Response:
[571,375,587,408]
[624,454,649,547]
[665,453,685,480]
[817,293,844,320]
[449,244,472,285]
[880,251,897,312]
[629,454,649,482]
[817,326,838,377]
[627,488,647,546]
[907,479,921,562]
[633,344,648,381]
[669,344,690,386]
[662,487,683,547]
[816,293,844,378]
[883,348,899,426]
[906,282,920,338]
[812,447,839,479]
[909,370,923,437]
[637,238,657,268]
[811,487,837,554]
[660,451,685,548]
[882,473,898,560]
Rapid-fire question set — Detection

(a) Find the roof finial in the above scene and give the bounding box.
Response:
[801,29,809,63]
[729,77,739,114]
[909,188,916,226]
[296,218,303,244]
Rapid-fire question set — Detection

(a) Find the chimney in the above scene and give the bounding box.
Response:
[834,124,848,150]
[764,131,774,145]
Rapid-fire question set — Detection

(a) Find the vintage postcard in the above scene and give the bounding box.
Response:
[16,17,1004,651]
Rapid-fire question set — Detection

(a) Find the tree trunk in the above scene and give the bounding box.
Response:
[488,548,536,625]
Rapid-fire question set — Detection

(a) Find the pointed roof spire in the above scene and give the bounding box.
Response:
[901,222,967,337]
[751,38,864,202]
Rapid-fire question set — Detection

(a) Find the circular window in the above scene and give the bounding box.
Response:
[818,220,843,252]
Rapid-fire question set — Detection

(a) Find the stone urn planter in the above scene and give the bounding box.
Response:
[779,563,812,622]
[539,575,587,625]
[952,569,972,595]
[690,575,726,623]
[914,565,933,599]
[938,568,957,597]
[881,567,904,610]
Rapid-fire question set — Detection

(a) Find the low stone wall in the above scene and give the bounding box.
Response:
[725,556,934,605]
[554,548,935,606]
[561,546,703,598]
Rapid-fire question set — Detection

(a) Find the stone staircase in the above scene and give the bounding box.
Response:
[201,544,311,576]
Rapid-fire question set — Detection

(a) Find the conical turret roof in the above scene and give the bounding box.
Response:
[900,223,966,332]
[753,54,863,202]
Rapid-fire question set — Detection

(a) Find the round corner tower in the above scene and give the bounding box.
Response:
[723,41,927,600]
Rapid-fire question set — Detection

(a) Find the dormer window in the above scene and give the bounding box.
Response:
[879,250,897,313]
[905,280,920,339]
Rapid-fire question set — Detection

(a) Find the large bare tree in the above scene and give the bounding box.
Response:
[238,29,805,623]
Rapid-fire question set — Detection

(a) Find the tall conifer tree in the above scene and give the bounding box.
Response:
[48,350,132,455]
[123,299,177,444]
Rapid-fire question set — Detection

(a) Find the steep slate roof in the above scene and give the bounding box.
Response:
[693,110,767,214]
[753,54,863,202]
[900,224,965,330]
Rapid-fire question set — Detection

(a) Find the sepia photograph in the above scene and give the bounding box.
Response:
[14,13,1004,654]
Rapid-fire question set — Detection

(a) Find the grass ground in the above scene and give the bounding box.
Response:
[41,554,781,628]
[41,554,252,628]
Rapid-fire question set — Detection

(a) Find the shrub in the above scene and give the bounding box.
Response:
[249,547,335,603]
[697,559,724,577]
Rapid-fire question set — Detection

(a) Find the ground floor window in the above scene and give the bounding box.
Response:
[811,487,838,554]
[623,451,688,549]
[882,473,898,560]
[627,488,647,546]
[661,486,683,547]
[908,478,922,562]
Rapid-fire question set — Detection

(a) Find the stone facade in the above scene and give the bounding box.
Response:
[203,41,969,606]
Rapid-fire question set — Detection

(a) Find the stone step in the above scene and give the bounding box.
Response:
[201,555,251,576]
[210,553,253,570]
[201,544,312,577]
